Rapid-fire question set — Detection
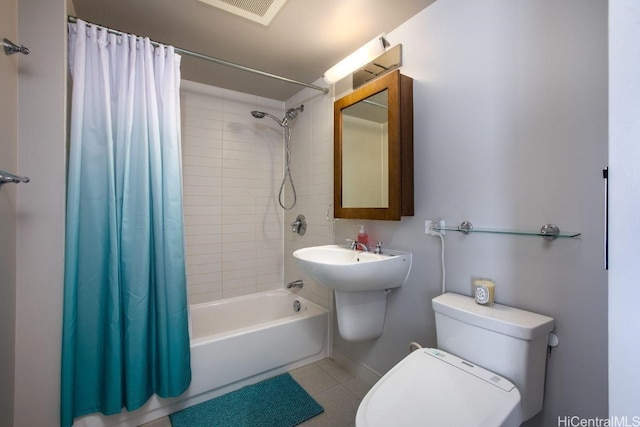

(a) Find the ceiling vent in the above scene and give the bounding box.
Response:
[198,0,288,26]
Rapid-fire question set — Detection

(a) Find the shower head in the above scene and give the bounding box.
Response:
[250,104,304,127]
[251,110,284,126]
[283,105,304,125]
[251,105,304,210]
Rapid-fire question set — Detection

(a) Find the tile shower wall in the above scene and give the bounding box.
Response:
[283,84,336,310]
[181,80,285,304]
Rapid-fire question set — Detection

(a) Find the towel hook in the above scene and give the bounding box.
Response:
[0,169,30,185]
[3,38,30,56]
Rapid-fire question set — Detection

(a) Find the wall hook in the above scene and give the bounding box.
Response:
[3,38,30,56]
[0,169,30,185]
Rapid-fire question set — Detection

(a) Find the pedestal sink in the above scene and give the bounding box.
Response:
[293,245,412,341]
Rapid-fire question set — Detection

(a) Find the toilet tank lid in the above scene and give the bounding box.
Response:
[432,293,554,340]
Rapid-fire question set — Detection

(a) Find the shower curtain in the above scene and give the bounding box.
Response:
[61,20,191,426]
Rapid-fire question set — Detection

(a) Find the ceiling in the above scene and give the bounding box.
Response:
[70,0,436,101]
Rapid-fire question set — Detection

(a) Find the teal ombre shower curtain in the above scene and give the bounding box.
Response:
[61,19,191,426]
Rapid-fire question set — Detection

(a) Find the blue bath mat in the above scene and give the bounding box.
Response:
[169,373,324,427]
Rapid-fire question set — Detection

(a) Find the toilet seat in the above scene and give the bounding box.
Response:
[356,348,522,427]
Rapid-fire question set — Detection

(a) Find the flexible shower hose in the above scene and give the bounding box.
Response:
[279,125,297,210]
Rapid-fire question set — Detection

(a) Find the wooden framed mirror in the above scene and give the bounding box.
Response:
[334,70,413,220]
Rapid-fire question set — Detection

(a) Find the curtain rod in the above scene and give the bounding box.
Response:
[67,16,329,95]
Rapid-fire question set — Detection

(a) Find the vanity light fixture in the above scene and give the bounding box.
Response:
[323,33,389,84]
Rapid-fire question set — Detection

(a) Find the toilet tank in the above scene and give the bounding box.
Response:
[432,293,554,422]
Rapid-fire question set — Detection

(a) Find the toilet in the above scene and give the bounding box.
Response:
[356,292,555,427]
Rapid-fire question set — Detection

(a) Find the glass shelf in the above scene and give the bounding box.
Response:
[435,221,581,241]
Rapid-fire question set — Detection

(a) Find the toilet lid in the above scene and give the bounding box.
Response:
[356,348,522,427]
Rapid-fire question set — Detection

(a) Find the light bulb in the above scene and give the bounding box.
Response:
[323,34,387,84]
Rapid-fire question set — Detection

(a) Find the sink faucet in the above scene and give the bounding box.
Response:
[345,237,369,251]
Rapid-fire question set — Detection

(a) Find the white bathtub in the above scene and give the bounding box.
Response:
[75,290,329,427]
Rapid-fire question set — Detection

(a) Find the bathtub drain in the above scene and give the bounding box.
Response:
[293,300,301,312]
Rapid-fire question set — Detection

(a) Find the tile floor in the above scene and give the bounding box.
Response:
[291,358,372,427]
[140,358,373,427]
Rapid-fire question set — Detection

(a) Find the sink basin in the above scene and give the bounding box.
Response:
[293,244,413,341]
[293,245,412,292]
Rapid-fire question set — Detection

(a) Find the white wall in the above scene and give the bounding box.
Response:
[609,0,640,418]
[181,81,285,304]
[283,82,336,310]
[322,1,607,425]
[0,0,18,423]
[15,0,67,425]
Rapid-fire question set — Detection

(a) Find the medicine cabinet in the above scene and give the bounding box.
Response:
[333,70,414,221]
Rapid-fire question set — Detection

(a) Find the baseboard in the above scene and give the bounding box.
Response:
[331,346,382,387]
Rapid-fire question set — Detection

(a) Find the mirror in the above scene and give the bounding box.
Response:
[334,70,413,220]
[341,90,389,208]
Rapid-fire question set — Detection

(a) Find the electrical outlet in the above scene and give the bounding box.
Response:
[425,219,445,235]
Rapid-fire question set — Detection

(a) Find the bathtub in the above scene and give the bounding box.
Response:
[74,290,329,427]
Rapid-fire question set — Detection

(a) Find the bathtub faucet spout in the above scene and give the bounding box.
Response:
[287,279,304,289]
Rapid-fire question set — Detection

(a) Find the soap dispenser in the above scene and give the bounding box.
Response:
[357,225,369,249]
